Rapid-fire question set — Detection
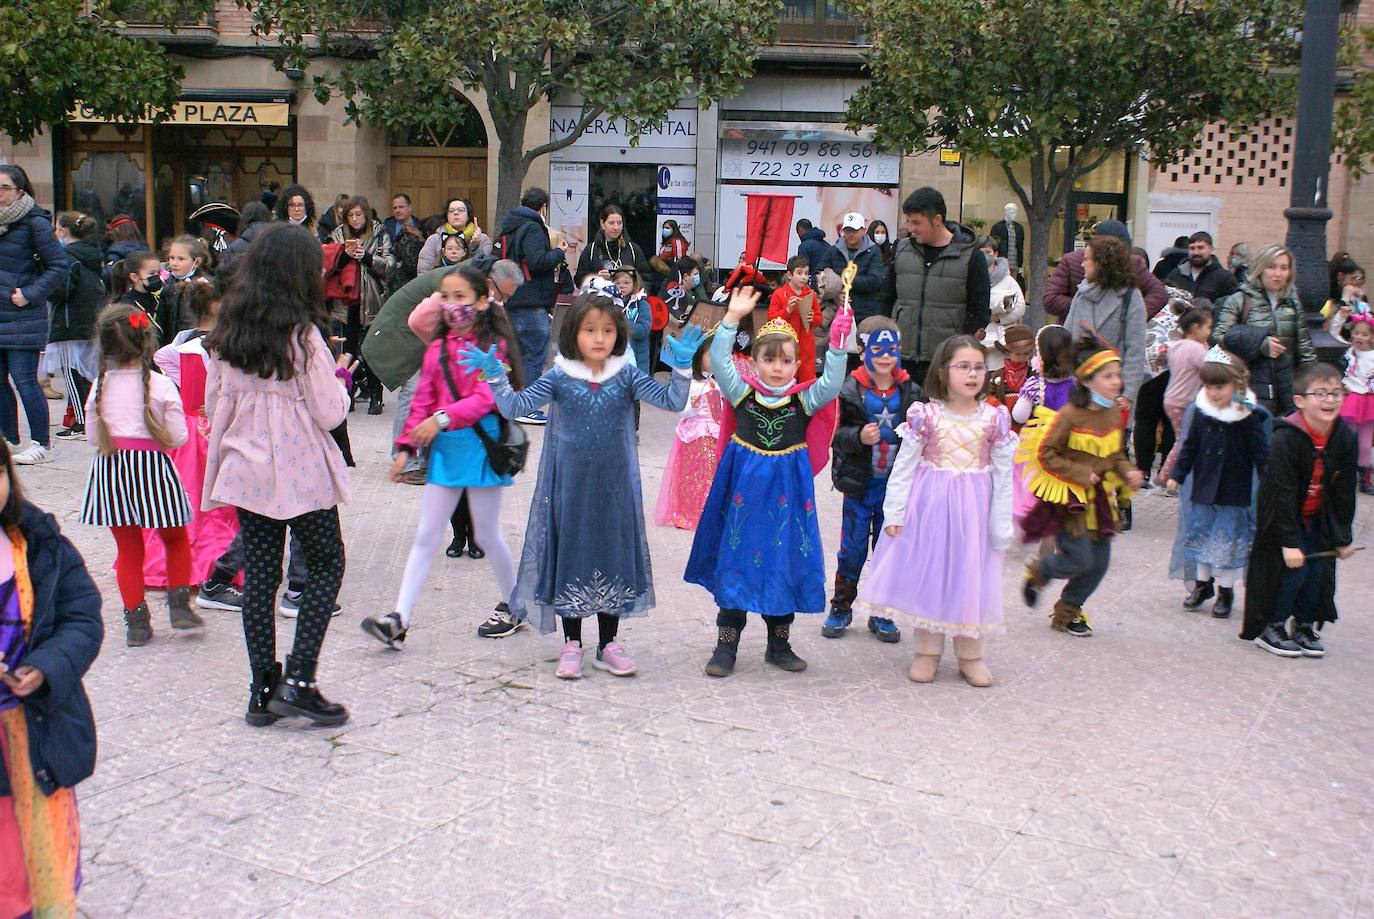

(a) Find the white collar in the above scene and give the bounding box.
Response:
[1193,387,1255,422]
[555,352,629,383]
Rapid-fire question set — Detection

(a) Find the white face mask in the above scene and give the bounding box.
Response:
[873,233,888,245]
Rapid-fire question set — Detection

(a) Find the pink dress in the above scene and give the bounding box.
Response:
[856,400,1016,637]
[655,376,723,530]
[1340,347,1374,425]
[143,340,241,585]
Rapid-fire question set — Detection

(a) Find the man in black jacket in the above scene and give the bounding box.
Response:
[495,187,568,423]
[1165,231,1238,305]
[822,317,924,643]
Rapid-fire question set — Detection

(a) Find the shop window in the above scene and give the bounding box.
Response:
[777,0,865,44]
[70,150,148,234]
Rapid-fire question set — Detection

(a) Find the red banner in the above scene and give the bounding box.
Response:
[744,194,796,266]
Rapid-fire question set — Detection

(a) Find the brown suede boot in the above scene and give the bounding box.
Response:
[953,635,992,687]
[1050,599,1076,632]
[908,629,944,683]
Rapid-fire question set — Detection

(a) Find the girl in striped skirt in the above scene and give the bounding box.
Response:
[80,303,200,646]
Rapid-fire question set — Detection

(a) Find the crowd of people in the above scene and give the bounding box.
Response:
[0,161,1369,913]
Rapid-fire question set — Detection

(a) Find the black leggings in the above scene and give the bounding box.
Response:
[561,613,620,649]
[1133,371,1174,475]
[450,493,481,551]
[237,507,345,671]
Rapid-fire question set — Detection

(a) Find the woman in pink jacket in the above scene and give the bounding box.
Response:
[203,224,355,727]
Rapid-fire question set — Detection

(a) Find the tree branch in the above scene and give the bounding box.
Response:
[521,103,607,167]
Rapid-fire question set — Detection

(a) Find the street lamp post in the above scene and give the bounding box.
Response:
[1283,0,1343,360]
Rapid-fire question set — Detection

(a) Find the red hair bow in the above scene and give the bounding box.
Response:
[128,311,150,331]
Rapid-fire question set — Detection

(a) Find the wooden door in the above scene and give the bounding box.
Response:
[389,148,489,228]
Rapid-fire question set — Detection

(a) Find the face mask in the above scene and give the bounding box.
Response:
[861,328,901,373]
[873,233,887,246]
[142,275,163,294]
[57,236,69,248]
[1229,256,1242,267]
[442,301,477,329]
[661,228,672,240]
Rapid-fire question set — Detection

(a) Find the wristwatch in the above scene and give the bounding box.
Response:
[433,410,451,430]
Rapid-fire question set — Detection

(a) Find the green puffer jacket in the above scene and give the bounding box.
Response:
[888,227,977,363]
[1211,283,1316,369]
[360,266,448,392]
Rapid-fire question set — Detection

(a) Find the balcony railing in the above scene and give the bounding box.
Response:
[116,1,218,42]
[776,0,867,45]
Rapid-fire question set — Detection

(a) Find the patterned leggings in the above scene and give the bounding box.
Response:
[236,507,345,672]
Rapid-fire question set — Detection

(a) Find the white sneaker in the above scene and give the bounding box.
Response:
[13,442,52,465]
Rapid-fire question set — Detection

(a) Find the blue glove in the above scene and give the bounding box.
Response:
[457,343,505,380]
[661,324,707,370]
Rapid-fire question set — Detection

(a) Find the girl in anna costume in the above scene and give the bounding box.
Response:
[685,286,853,677]
[1018,334,1145,636]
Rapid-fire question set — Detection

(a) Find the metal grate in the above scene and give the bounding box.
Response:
[1161,117,1345,189]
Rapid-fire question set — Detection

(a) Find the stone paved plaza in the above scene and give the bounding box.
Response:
[22,403,1374,918]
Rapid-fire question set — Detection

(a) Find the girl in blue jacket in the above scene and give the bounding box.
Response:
[0,439,103,916]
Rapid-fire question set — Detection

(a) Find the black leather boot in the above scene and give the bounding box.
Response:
[705,611,745,678]
[268,655,350,726]
[246,662,283,727]
[1211,586,1234,619]
[1183,579,1215,610]
[764,618,807,672]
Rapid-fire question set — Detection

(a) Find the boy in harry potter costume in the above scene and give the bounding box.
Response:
[822,316,924,643]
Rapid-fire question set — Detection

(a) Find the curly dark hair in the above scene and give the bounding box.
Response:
[1084,235,1136,292]
[205,223,329,381]
[274,184,317,227]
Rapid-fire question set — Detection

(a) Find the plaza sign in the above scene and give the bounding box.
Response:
[68,101,290,127]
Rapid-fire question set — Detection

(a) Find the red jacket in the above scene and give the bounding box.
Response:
[1044,250,1167,320]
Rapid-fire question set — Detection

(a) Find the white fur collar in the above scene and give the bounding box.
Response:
[555,352,629,383]
[1193,387,1256,422]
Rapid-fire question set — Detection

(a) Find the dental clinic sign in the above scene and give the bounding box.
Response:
[549,107,697,150]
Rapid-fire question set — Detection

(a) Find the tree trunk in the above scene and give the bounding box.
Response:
[491,112,531,226]
[1023,203,1056,329]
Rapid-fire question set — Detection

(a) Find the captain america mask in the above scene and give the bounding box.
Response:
[861,328,901,372]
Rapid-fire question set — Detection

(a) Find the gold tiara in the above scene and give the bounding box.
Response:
[756,317,799,344]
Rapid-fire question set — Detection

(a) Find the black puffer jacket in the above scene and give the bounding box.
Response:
[495,206,566,311]
[49,237,105,343]
[831,368,925,497]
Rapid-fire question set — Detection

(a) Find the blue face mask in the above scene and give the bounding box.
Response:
[861,328,901,373]
[57,236,69,248]
[1090,389,1115,408]
[661,228,672,240]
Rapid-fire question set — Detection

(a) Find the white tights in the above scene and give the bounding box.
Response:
[1196,564,1241,589]
[395,484,514,625]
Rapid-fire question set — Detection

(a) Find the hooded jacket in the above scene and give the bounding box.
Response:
[48,237,105,343]
[0,205,67,350]
[822,234,888,322]
[495,206,567,311]
[797,226,830,276]
[0,502,103,797]
[882,222,990,364]
[1164,255,1240,305]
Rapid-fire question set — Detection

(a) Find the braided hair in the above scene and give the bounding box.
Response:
[92,303,175,456]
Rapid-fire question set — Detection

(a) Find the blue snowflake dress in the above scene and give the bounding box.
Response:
[684,321,847,616]
[491,352,691,633]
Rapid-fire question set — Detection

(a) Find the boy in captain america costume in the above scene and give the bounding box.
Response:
[823,316,925,641]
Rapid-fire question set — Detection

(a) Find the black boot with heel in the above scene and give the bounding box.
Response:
[268,655,350,726]
[246,662,283,727]
[1183,579,1215,611]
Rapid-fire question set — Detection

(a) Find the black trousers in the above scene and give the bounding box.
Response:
[237,507,345,672]
[1133,371,1174,475]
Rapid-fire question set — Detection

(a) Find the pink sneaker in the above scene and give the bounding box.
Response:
[555,640,584,680]
[592,640,638,677]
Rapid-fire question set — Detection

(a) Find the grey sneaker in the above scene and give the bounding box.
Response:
[196,581,243,611]
[280,591,342,619]
[477,603,524,638]
[361,612,407,649]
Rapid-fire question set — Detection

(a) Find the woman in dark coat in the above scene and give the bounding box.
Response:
[0,442,102,916]
[0,165,67,465]
[46,213,105,438]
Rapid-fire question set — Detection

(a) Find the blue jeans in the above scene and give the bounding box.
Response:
[509,307,551,389]
[0,348,49,447]
[391,372,423,472]
[1040,532,1112,607]
[1272,524,1326,626]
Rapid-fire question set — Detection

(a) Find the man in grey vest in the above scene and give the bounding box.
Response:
[882,187,990,383]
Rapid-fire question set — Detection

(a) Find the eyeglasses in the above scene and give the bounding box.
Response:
[949,362,987,375]
[1298,390,1344,401]
[0,184,18,192]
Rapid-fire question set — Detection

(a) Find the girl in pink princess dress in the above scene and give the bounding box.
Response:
[655,341,723,529]
[856,335,1015,688]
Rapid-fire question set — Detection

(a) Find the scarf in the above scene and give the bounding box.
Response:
[0,194,35,237]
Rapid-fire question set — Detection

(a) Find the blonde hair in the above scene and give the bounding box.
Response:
[1246,244,1296,300]
[92,304,175,456]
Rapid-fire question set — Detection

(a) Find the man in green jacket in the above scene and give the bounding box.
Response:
[882,187,990,382]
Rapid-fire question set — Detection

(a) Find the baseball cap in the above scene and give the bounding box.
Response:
[840,212,865,230]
